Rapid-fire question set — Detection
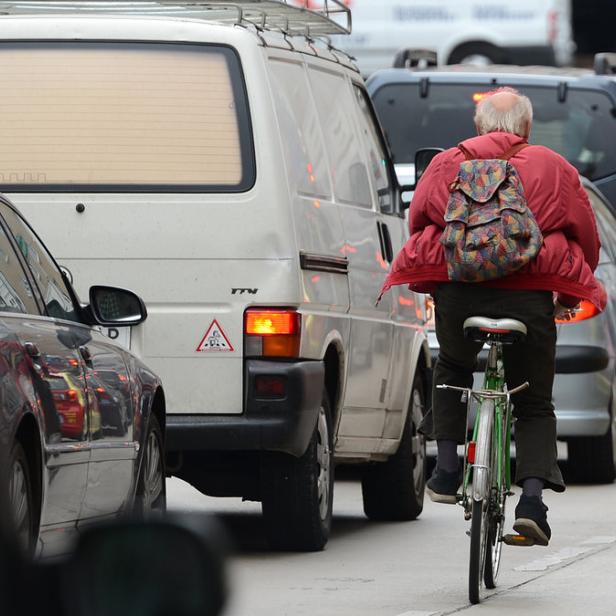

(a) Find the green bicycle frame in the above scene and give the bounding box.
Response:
[462,343,513,508]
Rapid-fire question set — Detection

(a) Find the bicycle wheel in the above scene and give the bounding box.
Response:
[469,498,489,604]
[468,398,494,604]
[484,491,505,589]
[484,401,511,588]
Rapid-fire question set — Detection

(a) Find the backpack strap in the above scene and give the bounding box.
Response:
[457,141,528,161]
[500,142,529,160]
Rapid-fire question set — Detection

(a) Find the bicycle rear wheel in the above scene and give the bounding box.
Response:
[468,398,495,604]
[484,479,507,587]
[469,498,489,604]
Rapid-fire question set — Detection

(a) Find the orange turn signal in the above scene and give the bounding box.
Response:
[245,309,301,358]
[555,300,600,324]
[245,310,299,336]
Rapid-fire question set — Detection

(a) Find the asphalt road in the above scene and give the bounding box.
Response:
[168,468,616,616]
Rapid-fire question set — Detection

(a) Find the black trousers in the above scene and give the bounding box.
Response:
[428,282,565,492]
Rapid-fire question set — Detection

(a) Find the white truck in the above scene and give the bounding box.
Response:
[334,0,575,74]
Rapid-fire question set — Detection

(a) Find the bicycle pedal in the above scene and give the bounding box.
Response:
[502,534,536,547]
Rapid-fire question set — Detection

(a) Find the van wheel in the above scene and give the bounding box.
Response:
[567,412,616,484]
[448,42,505,66]
[361,375,426,521]
[133,415,166,517]
[9,441,36,555]
[261,394,334,551]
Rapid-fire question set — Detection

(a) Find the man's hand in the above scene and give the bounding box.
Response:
[554,299,580,321]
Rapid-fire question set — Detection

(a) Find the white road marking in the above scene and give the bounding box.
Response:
[396,612,438,616]
[514,546,593,571]
[581,535,616,545]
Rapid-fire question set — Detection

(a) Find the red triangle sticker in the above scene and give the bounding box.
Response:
[196,320,234,353]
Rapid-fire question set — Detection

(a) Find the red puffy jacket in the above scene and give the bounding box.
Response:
[381,132,607,310]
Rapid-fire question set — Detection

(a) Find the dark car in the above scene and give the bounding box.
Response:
[367,61,616,210]
[0,195,166,557]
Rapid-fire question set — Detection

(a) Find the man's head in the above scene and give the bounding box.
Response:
[474,87,533,138]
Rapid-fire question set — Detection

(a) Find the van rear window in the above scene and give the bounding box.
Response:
[0,43,254,192]
[372,82,616,181]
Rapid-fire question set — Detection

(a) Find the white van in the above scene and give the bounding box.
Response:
[0,1,431,551]
[334,0,575,74]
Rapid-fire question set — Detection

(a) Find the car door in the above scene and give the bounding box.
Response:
[350,84,424,439]
[308,66,392,445]
[1,204,136,520]
[0,201,91,538]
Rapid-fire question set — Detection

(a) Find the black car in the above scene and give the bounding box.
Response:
[367,60,616,210]
[0,195,166,557]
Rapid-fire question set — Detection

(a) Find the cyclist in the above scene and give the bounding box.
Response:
[380,87,606,546]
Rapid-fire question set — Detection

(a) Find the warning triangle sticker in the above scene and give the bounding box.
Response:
[196,320,234,353]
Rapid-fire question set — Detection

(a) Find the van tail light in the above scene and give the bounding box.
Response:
[245,309,301,358]
[555,300,600,324]
[547,10,559,45]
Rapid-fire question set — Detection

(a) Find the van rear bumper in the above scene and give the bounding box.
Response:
[166,359,325,457]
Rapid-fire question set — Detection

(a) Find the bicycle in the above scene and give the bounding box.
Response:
[437,315,531,605]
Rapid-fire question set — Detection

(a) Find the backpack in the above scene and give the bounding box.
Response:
[440,143,543,283]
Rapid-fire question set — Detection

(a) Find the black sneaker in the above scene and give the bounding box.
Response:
[426,467,462,504]
[513,495,551,546]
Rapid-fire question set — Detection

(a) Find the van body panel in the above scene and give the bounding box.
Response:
[0,14,428,467]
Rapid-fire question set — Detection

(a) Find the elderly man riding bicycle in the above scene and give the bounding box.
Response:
[380,87,606,547]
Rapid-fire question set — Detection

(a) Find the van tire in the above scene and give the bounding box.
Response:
[261,394,334,551]
[448,42,505,66]
[361,376,426,521]
[567,419,616,484]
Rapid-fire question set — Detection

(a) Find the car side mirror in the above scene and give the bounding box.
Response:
[89,286,147,326]
[414,147,444,185]
[62,518,228,616]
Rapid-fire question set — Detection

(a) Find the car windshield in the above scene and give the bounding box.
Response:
[372,82,616,181]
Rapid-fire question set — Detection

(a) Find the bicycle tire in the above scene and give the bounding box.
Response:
[468,398,495,604]
[484,407,508,589]
[469,498,488,604]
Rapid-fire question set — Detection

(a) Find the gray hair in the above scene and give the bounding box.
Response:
[474,87,533,137]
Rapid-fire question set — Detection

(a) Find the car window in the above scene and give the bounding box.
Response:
[308,67,373,208]
[0,215,40,315]
[352,85,395,214]
[587,188,616,263]
[371,82,616,181]
[0,42,255,192]
[269,59,331,199]
[0,206,79,322]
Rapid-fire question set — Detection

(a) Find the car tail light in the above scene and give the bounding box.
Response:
[472,92,491,104]
[255,375,287,398]
[245,309,301,358]
[555,300,600,324]
[425,295,435,330]
[547,10,559,45]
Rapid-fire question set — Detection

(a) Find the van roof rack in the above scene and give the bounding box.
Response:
[0,0,352,36]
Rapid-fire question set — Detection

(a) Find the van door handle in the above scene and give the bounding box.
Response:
[380,222,394,263]
[25,342,41,359]
[79,345,93,366]
[376,222,387,261]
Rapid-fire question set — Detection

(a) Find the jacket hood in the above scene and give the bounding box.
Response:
[458,132,527,159]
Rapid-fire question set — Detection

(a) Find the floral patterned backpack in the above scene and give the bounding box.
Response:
[440,143,543,282]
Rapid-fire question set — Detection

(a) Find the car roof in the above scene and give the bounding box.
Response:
[367,65,616,99]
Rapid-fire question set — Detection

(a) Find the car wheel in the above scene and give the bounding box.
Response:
[361,375,426,521]
[261,394,334,551]
[448,42,505,66]
[133,415,166,517]
[567,412,616,484]
[9,441,36,555]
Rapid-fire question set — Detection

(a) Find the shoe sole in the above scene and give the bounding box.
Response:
[426,487,457,504]
[512,518,549,547]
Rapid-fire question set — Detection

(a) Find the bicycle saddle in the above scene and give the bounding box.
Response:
[463,316,527,344]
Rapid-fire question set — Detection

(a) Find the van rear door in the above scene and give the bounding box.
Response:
[2,40,271,416]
